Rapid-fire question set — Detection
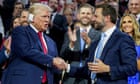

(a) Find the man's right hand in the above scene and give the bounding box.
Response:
[53,57,67,70]
[4,36,11,54]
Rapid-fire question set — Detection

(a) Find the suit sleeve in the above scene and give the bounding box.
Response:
[11,27,55,68]
[109,35,137,80]
[0,47,7,64]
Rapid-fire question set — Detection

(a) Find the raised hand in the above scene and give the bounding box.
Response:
[81,30,91,46]
[68,27,77,48]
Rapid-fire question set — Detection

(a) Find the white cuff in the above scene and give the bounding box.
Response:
[66,64,70,73]
[69,44,74,51]
[4,50,9,58]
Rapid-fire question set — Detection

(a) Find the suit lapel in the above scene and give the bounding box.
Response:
[100,29,119,61]
[89,40,100,62]
[74,29,81,51]
[88,28,94,37]
[27,26,43,51]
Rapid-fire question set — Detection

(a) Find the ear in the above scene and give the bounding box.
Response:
[104,15,110,22]
[28,13,34,22]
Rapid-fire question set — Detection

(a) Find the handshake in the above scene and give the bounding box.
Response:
[53,57,68,70]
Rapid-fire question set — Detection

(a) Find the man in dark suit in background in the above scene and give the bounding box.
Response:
[48,0,68,54]
[0,33,2,47]
[60,4,100,84]
[1,3,66,84]
[65,4,137,84]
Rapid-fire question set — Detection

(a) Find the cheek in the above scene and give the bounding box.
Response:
[129,27,134,31]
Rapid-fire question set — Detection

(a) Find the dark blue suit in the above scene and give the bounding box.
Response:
[69,29,137,84]
[0,47,8,64]
[1,25,59,84]
[48,14,68,54]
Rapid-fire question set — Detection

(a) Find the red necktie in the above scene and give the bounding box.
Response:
[38,32,47,83]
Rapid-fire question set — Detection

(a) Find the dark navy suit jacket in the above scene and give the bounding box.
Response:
[69,28,137,84]
[2,25,59,84]
[48,14,68,54]
[0,47,7,64]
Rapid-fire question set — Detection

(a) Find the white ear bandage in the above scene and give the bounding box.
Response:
[28,13,34,22]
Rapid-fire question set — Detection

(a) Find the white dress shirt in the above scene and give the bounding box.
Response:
[30,24,48,49]
[94,25,116,58]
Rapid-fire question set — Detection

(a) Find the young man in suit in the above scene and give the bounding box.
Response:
[60,3,100,84]
[1,3,66,84]
[65,4,137,84]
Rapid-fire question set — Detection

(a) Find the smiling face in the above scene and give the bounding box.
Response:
[121,16,134,34]
[78,7,93,27]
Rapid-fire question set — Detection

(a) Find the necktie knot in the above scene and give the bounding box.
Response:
[80,29,87,33]
[38,31,42,37]
[101,33,106,40]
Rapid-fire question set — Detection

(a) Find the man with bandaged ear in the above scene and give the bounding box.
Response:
[1,3,67,84]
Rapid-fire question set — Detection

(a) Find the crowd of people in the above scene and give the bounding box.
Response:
[0,0,140,84]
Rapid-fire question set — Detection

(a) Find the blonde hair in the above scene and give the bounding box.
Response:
[120,14,140,45]
[29,3,52,15]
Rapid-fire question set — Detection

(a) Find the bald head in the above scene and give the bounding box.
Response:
[128,0,140,15]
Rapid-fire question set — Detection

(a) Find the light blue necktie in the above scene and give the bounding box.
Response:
[91,33,106,80]
[80,36,85,52]
[79,29,86,67]
[80,29,86,52]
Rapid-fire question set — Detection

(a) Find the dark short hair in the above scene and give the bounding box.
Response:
[14,1,24,9]
[96,4,117,24]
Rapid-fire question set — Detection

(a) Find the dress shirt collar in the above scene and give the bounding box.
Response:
[80,25,91,33]
[52,12,57,16]
[103,25,116,38]
[136,13,140,21]
[29,24,39,33]
[51,12,57,22]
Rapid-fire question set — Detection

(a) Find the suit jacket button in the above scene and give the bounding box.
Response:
[40,76,43,78]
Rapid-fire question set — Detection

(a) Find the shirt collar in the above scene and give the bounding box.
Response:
[103,25,116,38]
[29,24,39,33]
[136,13,140,20]
[80,25,91,33]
